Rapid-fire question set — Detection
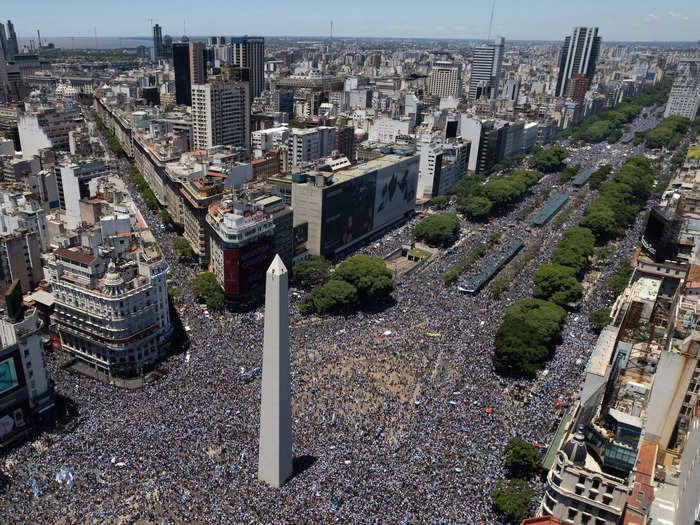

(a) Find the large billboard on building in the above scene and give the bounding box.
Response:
[321,173,377,255]
[373,156,419,230]
[222,238,272,297]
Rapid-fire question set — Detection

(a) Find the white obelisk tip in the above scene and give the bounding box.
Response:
[267,254,287,275]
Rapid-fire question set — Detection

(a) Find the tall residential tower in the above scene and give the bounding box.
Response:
[555,27,601,97]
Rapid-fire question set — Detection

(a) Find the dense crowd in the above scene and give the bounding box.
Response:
[0,111,665,523]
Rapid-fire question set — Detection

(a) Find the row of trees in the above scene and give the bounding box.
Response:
[93,113,124,155]
[192,272,224,311]
[413,213,461,247]
[456,170,543,220]
[491,437,541,522]
[565,80,671,144]
[128,166,159,210]
[637,115,691,150]
[579,156,655,243]
[442,243,487,284]
[298,255,395,314]
[493,158,653,376]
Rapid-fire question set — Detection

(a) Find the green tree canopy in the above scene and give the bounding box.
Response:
[173,236,196,261]
[589,308,611,331]
[413,213,461,247]
[533,263,583,305]
[300,279,359,314]
[529,145,568,173]
[192,272,225,311]
[332,255,395,302]
[293,255,332,289]
[458,195,493,220]
[491,478,535,523]
[505,438,541,479]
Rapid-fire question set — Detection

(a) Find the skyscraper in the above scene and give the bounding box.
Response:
[162,35,173,59]
[469,37,505,102]
[555,27,601,97]
[189,42,206,86]
[258,255,293,488]
[152,24,163,61]
[0,23,7,61]
[6,20,18,58]
[231,36,264,99]
[191,80,250,150]
[173,42,191,105]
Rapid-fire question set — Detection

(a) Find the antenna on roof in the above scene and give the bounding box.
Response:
[94,26,98,50]
[487,0,496,43]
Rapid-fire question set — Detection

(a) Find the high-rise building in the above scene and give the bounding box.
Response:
[0,23,7,61]
[231,36,265,99]
[0,46,7,104]
[429,61,462,99]
[189,42,206,86]
[173,42,192,105]
[664,58,700,120]
[469,37,505,101]
[151,24,163,61]
[555,27,601,97]
[6,20,18,59]
[191,80,250,150]
[162,35,173,59]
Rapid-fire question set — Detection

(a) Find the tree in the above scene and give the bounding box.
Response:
[413,213,460,247]
[505,438,540,479]
[293,255,332,289]
[529,145,568,173]
[558,163,580,183]
[589,165,612,189]
[192,272,225,311]
[493,299,566,377]
[603,261,632,297]
[332,255,395,302]
[491,478,535,523]
[458,195,492,220]
[173,237,196,261]
[533,264,583,305]
[580,201,619,242]
[301,279,359,313]
[159,209,174,228]
[429,195,450,210]
[589,308,611,330]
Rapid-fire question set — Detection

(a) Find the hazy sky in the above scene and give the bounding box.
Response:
[3,0,699,42]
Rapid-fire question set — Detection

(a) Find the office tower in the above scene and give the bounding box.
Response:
[231,36,265,99]
[162,35,173,59]
[555,27,601,97]
[0,48,7,103]
[191,80,250,150]
[664,59,700,120]
[258,255,293,488]
[6,21,18,58]
[0,23,7,61]
[152,24,163,61]
[469,37,505,101]
[429,61,462,99]
[189,42,206,85]
[173,42,192,105]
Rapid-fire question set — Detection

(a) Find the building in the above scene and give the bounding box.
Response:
[289,127,336,168]
[555,27,601,97]
[675,404,700,525]
[173,42,192,106]
[207,194,292,306]
[152,24,163,61]
[469,37,505,101]
[417,139,470,198]
[429,61,462,99]
[0,191,49,250]
[189,42,206,87]
[0,281,53,446]
[542,428,629,525]
[232,36,265,99]
[191,80,250,151]
[17,107,80,158]
[0,22,7,61]
[291,153,419,258]
[664,59,700,120]
[368,118,413,144]
[0,230,43,297]
[335,126,356,163]
[56,159,110,229]
[179,173,227,266]
[5,20,18,59]
[252,126,290,153]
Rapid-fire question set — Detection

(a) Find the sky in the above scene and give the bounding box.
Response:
[3,0,699,42]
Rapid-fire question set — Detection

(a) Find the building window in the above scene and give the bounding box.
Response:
[568,508,578,520]
[575,486,584,495]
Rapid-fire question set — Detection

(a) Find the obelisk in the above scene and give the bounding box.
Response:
[258,254,293,487]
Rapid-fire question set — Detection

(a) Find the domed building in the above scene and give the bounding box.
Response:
[541,427,628,525]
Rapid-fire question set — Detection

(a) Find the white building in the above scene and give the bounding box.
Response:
[18,107,79,158]
[56,159,110,230]
[289,127,336,168]
[664,59,700,120]
[368,118,413,144]
[252,126,290,152]
[675,404,700,525]
[417,139,470,198]
[0,191,49,250]
[191,80,250,151]
[429,61,462,99]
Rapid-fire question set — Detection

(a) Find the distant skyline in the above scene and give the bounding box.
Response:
[3,0,699,42]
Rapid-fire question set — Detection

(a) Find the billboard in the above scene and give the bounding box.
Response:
[0,351,24,397]
[373,157,419,230]
[321,173,376,254]
[222,238,272,297]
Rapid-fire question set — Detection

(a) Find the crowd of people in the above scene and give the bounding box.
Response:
[0,111,666,523]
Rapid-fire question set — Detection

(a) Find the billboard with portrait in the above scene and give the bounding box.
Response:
[373,156,419,231]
